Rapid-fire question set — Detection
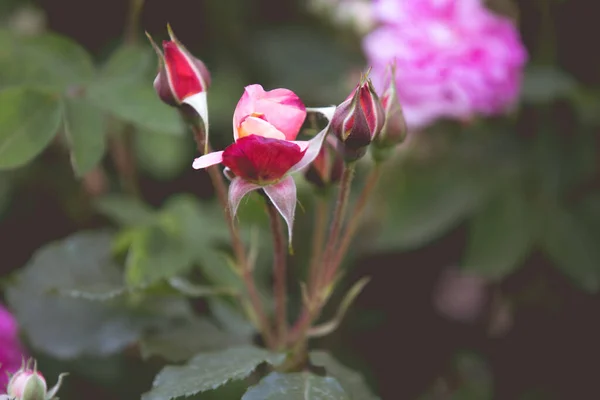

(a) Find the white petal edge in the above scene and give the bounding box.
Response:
[263,175,297,247]
[306,106,337,122]
[288,124,329,174]
[192,151,223,170]
[183,92,209,131]
[229,177,261,217]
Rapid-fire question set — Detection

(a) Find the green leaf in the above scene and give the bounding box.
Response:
[308,277,371,339]
[94,194,155,225]
[462,190,534,279]
[168,276,237,297]
[310,352,379,400]
[62,97,106,176]
[142,346,285,400]
[521,66,578,104]
[5,33,94,90]
[135,129,192,180]
[0,87,62,169]
[242,372,348,400]
[97,44,154,84]
[373,166,487,251]
[140,316,248,362]
[5,231,148,359]
[87,80,182,135]
[124,221,195,287]
[541,206,600,293]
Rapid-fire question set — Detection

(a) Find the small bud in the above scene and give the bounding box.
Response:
[7,360,46,400]
[147,25,211,107]
[372,62,407,162]
[304,136,343,190]
[330,75,385,162]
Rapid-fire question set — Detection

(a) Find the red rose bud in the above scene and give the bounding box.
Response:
[372,63,407,161]
[305,136,343,190]
[147,25,211,152]
[331,76,385,162]
[147,25,210,107]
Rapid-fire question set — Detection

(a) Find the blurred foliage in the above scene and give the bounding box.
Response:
[0,0,599,399]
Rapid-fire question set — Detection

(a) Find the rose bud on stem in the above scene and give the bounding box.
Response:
[146,25,211,153]
[330,73,385,163]
[371,61,408,162]
[304,136,344,193]
[6,358,67,400]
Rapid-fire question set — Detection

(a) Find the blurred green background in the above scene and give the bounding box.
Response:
[0,0,599,399]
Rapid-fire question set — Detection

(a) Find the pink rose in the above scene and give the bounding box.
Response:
[363,0,527,129]
[193,85,327,245]
[0,305,26,389]
[233,84,307,141]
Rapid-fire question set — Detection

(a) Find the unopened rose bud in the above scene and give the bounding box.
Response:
[331,76,385,162]
[7,361,46,400]
[147,25,211,152]
[6,359,67,400]
[372,62,407,162]
[304,136,343,190]
[147,25,210,107]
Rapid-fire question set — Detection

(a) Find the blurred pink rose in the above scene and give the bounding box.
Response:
[0,305,25,389]
[232,84,307,141]
[363,0,527,129]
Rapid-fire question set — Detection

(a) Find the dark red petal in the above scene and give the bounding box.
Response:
[222,135,304,183]
[163,41,205,101]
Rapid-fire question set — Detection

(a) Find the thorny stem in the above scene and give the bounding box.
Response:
[316,164,356,294]
[288,164,356,345]
[189,123,275,348]
[125,0,145,45]
[307,196,329,293]
[109,124,140,197]
[266,199,288,347]
[109,0,145,196]
[329,163,383,281]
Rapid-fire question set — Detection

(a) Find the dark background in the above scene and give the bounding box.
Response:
[1,0,599,399]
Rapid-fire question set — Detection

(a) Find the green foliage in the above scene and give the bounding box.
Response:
[310,352,380,400]
[1,32,94,91]
[242,372,348,400]
[463,190,534,279]
[540,205,600,292]
[0,87,62,169]
[86,45,182,135]
[141,346,285,400]
[5,231,179,359]
[135,129,192,180]
[139,316,249,362]
[372,160,489,251]
[62,97,106,176]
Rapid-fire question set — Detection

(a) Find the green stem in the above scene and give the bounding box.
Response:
[307,196,329,294]
[329,163,382,282]
[266,199,288,347]
[190,124,275,349]
[288,164,356,345]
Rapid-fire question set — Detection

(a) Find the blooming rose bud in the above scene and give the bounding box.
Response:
[372,62,407,161]
[7,361,47,400]
[330,76,385,162]
[304,136,343,190]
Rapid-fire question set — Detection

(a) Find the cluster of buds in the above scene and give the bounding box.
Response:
[145,25,410,243]
[1,359,67,400]
[329,66,408,164]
